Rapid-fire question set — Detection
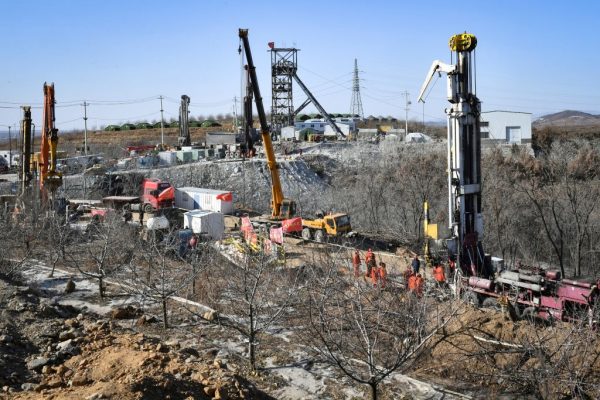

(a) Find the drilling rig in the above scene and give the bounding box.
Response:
[418,34,600,322]
[418,33,489,281]
[39,83,63,202]
[20,106,33,195]
[178,95,191,148]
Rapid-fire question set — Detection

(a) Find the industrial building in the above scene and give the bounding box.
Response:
[480,111,532,144]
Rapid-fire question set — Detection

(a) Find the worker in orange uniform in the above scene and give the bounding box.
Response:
[371,264,379,288]
[415,273,425,297]
[352,249,361,278]
[403,268,414,290]
[407,271,417,292]
[433,262,446,287]
[365,249,375,279]
[378,262,387,288]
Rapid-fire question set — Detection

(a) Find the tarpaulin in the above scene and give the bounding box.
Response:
[270,226,283,244]
[282,217,302,233]
[158,186,175,202]
[216,192,233,202]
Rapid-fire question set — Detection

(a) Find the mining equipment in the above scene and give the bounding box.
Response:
[418,33,599,322]
[20,106,33,194]
[178,95,191,148]
[238,28,352,240]
[39,83,63,202]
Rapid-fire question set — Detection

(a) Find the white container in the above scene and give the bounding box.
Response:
[158,151,177,166]
[183,210,224,240]
[175,187,234,214]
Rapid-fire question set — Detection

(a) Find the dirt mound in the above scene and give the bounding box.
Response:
[414,305,600,398]
[0,277,265,400]
[9,321,258,400]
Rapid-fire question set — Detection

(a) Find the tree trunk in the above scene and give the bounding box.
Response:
[162,299,168,329]
[249,332,256,372]
[98,277,104,298]
[369,381,378,400]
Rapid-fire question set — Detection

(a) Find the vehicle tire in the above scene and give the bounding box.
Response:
[143,203,153,214]
[481,297,501,311]
[462,291,480,308]
[314,230,324,243]
[302,228,312,241]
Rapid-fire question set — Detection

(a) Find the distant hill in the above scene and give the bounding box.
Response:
[534,110,600,127]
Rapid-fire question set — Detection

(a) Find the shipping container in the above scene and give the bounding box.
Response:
[175,187,234,214]
[183,210,224,240]
[158,151,177,166]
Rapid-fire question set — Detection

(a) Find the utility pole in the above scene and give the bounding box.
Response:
[8,125,12,168]
[82,101,88,155]
[233,96,239,133]
[402,91,411,138]
[159,95,165,146]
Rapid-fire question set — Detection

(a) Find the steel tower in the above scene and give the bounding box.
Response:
[349,58,364,119]
[270,46,297,133]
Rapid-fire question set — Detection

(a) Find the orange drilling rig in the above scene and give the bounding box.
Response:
[39,83,63,201]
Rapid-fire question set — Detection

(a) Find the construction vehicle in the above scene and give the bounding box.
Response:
[239,28,352,240]
[39,83,63,200]
[20,106,33,194]
[418,33,600,322]
[239,28,297,222]
[178,95,191,147]
[102,178,174,214]
[301,212,352,242]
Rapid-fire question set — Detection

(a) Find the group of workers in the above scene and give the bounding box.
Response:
[352,248,387,288]
[352,250,447,296]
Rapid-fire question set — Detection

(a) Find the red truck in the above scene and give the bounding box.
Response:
[102,178,174,214]
[141,178,174,212]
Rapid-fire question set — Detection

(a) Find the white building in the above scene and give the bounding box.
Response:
[294,117,357,137]
[480,111,532,144]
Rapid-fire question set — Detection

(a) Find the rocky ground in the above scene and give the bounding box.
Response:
[0,277,270,400]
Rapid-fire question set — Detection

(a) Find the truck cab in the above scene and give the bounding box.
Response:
[302,212,352,242]
[142,178,174,212]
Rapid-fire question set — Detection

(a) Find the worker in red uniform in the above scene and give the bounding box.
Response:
[365,249,375,279]
[415,273,425,297]
[433,262,446,287]
[352,249,361,278]
[378,262,387,288]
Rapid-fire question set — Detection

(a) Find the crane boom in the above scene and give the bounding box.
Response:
[239,28,295,219]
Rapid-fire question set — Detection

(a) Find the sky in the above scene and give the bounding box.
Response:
[0,0,599,138]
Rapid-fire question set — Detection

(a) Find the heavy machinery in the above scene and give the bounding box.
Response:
[178,95,191,147]
[418,33,599,322]
[238,28,352,240]
[39,83,63,200]
[20,106,33,194]
[239,28,296,221]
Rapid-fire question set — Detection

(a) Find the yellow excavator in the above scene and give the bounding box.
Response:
[238,29,351,242]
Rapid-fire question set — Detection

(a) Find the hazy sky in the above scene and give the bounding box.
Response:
[0,0,599,136]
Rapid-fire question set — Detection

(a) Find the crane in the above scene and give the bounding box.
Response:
[39,83,63,200]
[418,33,489,279]
[238,28,296,219]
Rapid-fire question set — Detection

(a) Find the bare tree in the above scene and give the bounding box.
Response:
[126,229,208,328]
[201,242,300,372]
[301,249,460,400]
[70,213,135,297]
